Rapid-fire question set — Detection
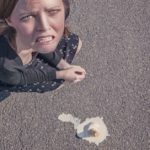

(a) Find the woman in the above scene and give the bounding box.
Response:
[0,0,86,92]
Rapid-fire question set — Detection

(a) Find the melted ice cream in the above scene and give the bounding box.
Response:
[58,113,109,146]
[58,113,81,129]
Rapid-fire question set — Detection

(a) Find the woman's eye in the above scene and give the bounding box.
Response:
[20,15,34,21]
[48,9,60,16]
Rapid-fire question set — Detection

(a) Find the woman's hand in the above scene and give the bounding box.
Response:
[56,58,71,69]
[56,65,86,83]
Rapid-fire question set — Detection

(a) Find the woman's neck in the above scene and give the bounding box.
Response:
[18,50,33,65]
[15,36,34,65]
[5,33,34,65]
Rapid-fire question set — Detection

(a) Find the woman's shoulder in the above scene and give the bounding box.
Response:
[64,32,79,40]
[0,34,6,42]
[0,34,10,49]
[0,35,7,54]
[58,32,79,46]
[0,35,18,62]
[63,32,79,47]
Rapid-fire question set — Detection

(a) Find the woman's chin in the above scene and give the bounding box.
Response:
[35,45,57,54]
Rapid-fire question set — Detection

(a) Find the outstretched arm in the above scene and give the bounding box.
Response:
[0,62,57,85]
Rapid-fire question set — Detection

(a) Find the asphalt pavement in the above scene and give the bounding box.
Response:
[0,0,149,150]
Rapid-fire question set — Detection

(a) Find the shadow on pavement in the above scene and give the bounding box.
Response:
[0,90,11,102]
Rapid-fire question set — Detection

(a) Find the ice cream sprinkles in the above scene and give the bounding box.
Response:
[58,113,109,146]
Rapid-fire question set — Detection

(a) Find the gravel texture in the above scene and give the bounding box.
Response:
[0,0,150,150]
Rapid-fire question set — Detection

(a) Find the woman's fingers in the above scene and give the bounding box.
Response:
[73,70,86,83]
[75,71,83,75]
[74,67,86,75]
[63,65,86,83]
[70,65,86,74]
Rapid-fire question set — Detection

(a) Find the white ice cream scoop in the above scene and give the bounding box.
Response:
[58,114,109,146]
[76,117,109,145]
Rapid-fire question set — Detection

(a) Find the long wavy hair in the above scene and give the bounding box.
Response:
[0,0,70,38]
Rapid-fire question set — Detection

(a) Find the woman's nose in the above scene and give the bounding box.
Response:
[36,14,50,32]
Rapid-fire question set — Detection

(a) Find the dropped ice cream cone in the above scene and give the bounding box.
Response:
[58,113,109,146]
[76,117,109,145]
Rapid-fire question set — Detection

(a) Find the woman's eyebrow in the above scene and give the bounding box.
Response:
[18,6,61,14]
[18,11,33,16]
[18,9,39,16]
[18,6,61,15]
[45,6,61,10]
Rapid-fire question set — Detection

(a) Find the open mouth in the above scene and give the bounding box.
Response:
[36,35,55,44]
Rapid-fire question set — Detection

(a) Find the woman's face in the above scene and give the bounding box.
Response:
[8,0,65,53]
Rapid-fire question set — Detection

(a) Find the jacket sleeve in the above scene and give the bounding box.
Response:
[0,35,59,86]
[37,52,62,68]
[0,58,57,85]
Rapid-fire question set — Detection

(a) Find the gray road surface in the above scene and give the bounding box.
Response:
[0,0,150,150]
